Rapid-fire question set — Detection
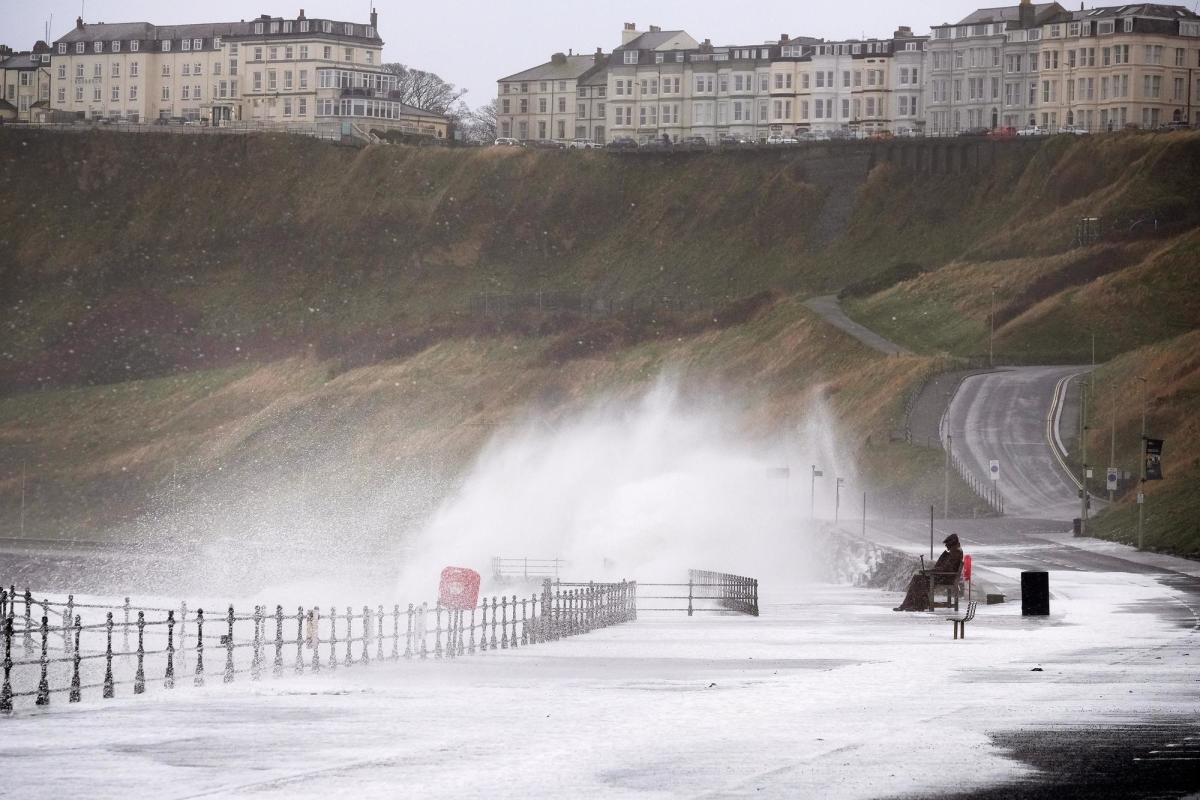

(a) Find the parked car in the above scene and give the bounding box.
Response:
[568,138,599,149]
[493,137,522,146]
[1017,125,1047,136]
[958,126,990,137]
[986,126,1017,139]
[718,135,750,146]
[680,135,709,147]
[1060,125,1090,135]
[766,134,799,145]
[896,128,925,138]
[869,130,895,141]
[608,136,639,150]
[1156,120,1192,132]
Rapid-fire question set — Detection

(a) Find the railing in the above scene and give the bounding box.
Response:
[948,448,1005,515]
[0,579,637,712]
[631,569,759,617]
[491,557,566,581]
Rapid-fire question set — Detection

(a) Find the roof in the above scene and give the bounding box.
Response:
[396,104,446,120]
[0,52,46,70]
[53,16,382,45]
[782,36,823,46]
[498,55,600,83]
[619,29,687,51]
[54,22,156,43]
[578,64,609,86]
[953,3,1064,25]
[1076,3,1199,19]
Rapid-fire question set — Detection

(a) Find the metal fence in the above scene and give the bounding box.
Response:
[0,580,637,712]
[491,557,567,582]
[631,569,759,617]
[948,449,1005,516]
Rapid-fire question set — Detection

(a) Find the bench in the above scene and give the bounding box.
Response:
[949,601,978,640]
[922,561,965,612]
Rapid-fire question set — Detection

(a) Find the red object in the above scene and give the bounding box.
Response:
[962,554,973,582]
[438,567,481,610]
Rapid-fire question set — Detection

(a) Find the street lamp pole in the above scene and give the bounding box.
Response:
[1109,380,1116,502]
[1137,376,1147,549]
[943,433,951,519]
[1080,382,1088,535]
[835,478,844,525]
[989,285,997,368]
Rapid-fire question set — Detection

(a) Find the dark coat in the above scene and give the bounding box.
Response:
[929,546,964,584]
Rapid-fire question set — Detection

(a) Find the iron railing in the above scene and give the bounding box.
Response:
[0,580,637,712]
[625,569,759,617]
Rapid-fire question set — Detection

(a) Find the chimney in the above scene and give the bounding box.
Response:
[621,22,639,46]
[894,25,913,38]
[594,46,604,65]
[649,25,661,33]
[76,16,84,29]
[779,33,789,44]
[369,8,377,29]
[298,8,306,20]
[1019,0,1035,28]
[700,38,713,53]
[551,52,567,65]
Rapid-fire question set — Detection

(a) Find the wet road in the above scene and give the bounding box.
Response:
[942,366,1093,522]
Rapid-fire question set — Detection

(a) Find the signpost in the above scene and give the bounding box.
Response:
[988,460,999,481]
[1106,468,1118,493]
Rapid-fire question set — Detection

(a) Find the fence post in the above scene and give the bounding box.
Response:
[311,607,322,673]
[631,581,638,621]
[134,611,146,695]
[23,589,33,657]
[377,605,385,662]
[180,601,188,656]
[404,604,413,659]
[103,612,115,698]
[521,598,529,646]
[273,606,284,677]
[490,597,499,649]
[70,615,82,700]
[418,603,428,660]
[344,606,353,667]
[194,609,205,687]
[457,610,466,657]
[165,611,175,689]
[433,605,443,660]
[222,605,235,683]
[328,606,338,671]
[0,614,11,712]
[500,597,509,650]
[362,605,372,664]
[64,595,74,655]
[294,607,305,675]
[688,578,694,618]
[469,606,477,654]
[509,596,519,650]
[35,616,50,705]
[251,606,263,681]
[123,597,131,654]
[478,601,487,652]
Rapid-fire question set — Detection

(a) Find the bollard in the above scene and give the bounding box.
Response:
[251,606,264,681]
[134,611,146,695]
[478,601,488,652]
[344,607,354,668]
[294,607,305,675]
[165,611,176,690]
[0,614,12,712]
[223,605,235,683]
[328,606,338,671]
[35,616,50,705]
[377,605,385,662]
[500,596,509,650]
[194,609,205,687]
[103,612,115,698]
[70,615,83,700]
[273,606,284,677]
[404,603,414,659]
[468,607,477,654]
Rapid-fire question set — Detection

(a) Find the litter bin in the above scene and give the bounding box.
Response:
[1072,518,1082,536]
[1021,571,1050,616]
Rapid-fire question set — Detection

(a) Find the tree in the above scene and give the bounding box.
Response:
[462,101,497,143]
[380,63,466,114]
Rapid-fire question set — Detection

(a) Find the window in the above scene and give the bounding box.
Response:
[162,40,171,52]
[270,22,280,34]
[182,39,191,51]
[93,41,102,53]
[58,42,67,54]
[624,51,638,64]
[131,40,139,52]
[110,86,120,102]
[1098,21,1114,35]
[255,22,264,34]
[502,98,510,113]
[323,46,332,60]
[253,72,262,92]
[519,99,528,113]
[282,21,292,34]
[538,98,547,113]
[161,86,170,100]
[1144,45,1163,65]
[300,45,308,60]
[94,64,102,78]
[268,70,277,91]
[269,47,277,60]
[284,97,292,116]
[112,63,120,78]
[558,97,566,112]
[76,42,85,53]
[344,23,353,35]
[284,71,293,90]
[57,64,66,79]
[577,103,585,118]
[656,53,664,64]
[58,87,66,102]
[214,37,222,50]
[299,98,307,116]
[344,48,353,62]
[229,59,237,75]
[183,64,191,76]
[323,21,333,33]
[299,70,307,89]
[75,87,83,101]
[183,85,190,100]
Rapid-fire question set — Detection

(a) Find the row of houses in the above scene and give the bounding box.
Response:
[0,9,449,139]
[496,1,1200,144]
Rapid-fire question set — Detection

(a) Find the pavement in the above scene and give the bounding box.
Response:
[802,295,913,356]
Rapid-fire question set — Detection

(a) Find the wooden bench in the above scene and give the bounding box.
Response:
[922,561,965,612]
[949,601,978,640]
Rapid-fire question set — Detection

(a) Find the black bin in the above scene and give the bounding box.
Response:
[1072,518,1082,536]
[1021,571,1050,616]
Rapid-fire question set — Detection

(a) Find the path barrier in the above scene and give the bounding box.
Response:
[631,570,759,617]
[948,449,1005,515]
[0,579,637,712]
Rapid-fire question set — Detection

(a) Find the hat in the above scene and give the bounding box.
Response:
[943,533,960,547]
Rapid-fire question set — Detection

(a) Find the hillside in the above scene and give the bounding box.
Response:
[1,129,1197,550]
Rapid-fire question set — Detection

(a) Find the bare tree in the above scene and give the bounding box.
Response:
[381,63,466,113]
[464,100,497,143]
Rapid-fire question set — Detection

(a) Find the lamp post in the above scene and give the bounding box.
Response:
[1137,376,1147,549]
[989,284,998,368]
[810,465,823,520]
[835,477,845,525]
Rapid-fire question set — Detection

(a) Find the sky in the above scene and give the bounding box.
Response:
[1,0,1172,108]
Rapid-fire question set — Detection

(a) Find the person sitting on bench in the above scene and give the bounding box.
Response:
[893,533,964,612]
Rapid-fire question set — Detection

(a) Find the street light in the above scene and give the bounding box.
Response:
[835,477,845,525]
[989,284,998,368]
[810,465,823,520]
[1137,376,1148,549]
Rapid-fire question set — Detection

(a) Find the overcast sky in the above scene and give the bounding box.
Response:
[2,0,1130,106]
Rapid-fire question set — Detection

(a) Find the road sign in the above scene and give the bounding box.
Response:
[1085,468,1093,479]
[1106,468,1118,491]
[1137,492,1145,505]
[989,460,1000,481]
